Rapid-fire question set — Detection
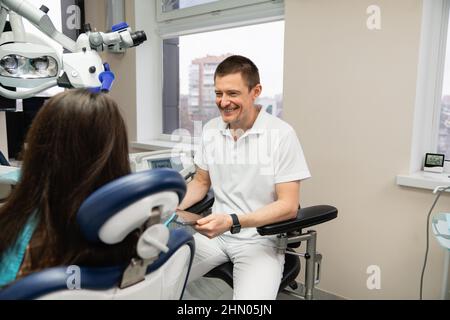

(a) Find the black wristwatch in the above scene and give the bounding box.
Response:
[229,214,241,234]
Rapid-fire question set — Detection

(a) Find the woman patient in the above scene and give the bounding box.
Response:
[0,89,138,287]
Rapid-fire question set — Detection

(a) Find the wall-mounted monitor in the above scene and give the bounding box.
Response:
[0,87,17,112]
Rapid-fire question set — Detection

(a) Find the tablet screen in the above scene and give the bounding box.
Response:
[175,210,202,226]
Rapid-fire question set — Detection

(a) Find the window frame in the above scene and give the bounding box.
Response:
[156,0,279,22]
[160,19,285,138]
[396,0,450,191]
[133,0,284,148]
[409,0,450,173]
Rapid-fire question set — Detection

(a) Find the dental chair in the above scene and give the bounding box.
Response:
[0,169,195,300]
[187,191,338,300]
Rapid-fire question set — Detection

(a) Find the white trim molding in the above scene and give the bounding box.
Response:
[156,0,281,23]
[135,0,163,142]
[397,171,450,191]
[157,1,284,38]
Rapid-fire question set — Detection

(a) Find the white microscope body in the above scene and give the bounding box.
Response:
[0,0,146,98]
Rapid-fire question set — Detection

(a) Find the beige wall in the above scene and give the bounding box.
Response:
[284,0,448,299]
[84,0,137,141]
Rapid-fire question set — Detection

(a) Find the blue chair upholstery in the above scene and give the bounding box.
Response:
[77,168,187,244]
[0,229,193,300]
[0,169,195,300]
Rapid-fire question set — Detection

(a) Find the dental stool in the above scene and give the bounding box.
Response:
[0,169,195,300]
[187,192,338,300]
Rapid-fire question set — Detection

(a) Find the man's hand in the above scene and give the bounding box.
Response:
[194,214,233,239]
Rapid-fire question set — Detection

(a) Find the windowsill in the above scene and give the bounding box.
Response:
[131,140,198,152]
[397,171,450,191]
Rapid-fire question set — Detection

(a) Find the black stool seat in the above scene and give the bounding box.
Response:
[205,262,234,288]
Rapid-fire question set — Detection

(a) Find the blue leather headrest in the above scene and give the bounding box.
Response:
[77,169,186,243]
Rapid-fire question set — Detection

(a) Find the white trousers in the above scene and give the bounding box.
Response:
[187,233,285,300]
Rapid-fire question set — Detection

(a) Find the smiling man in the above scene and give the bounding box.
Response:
[178,55,311,300]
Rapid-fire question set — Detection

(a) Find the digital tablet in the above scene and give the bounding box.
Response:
[175,210,202,226]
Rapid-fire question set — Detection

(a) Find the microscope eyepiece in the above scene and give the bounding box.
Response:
[131,31,147,47]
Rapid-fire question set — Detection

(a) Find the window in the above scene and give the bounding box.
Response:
[405,0,450,173]
[438,9,450,159]
[159,2,285,137]
[162,21,285,136]
[133,0,284,145]
[396,0,450,189]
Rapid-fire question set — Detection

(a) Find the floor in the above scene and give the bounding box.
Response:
[183,277,343,300]
[174,224,343,300]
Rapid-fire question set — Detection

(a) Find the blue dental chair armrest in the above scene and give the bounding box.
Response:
[257,205,338,236]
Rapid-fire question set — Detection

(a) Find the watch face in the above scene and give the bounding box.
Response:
[230,214,241,234]
[231,225,241,234]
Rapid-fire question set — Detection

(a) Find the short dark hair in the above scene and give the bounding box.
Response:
[214,55,260,91]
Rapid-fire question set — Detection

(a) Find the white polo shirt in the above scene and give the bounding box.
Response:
[194,109,311,241]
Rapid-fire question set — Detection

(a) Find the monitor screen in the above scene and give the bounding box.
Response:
[149,158,172,169]
[0,88,17,112]
[425,153,445,167]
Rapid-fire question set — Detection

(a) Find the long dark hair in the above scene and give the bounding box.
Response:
[0,89,137,272]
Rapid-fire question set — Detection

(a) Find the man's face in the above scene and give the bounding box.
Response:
[214,73,262,129]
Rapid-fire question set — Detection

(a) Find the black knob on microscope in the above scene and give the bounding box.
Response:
[40,5,49,14]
